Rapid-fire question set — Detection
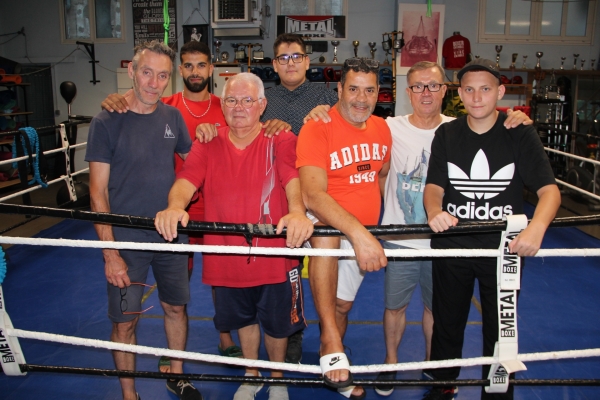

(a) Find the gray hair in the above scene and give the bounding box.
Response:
[221,72,265,99]
[406,61,445,83]
[131,40,176,71]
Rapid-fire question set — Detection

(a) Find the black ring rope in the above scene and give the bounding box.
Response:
[0,215,40,235]
[0,203,599,238]
[15,364,600,387]
[535,123,600,141]
[0,119,92,138]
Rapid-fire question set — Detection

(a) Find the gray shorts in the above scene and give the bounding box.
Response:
[383,241,432,311]
[107,250,190,323]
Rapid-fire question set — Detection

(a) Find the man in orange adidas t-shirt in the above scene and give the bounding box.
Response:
[296,57,392,399]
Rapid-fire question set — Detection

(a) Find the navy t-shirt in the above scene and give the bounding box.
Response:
[427,113,556,249]
[85,102,192,242]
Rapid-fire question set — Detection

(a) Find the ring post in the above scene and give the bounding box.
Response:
[487,214,528,393]
[0,286,27,376]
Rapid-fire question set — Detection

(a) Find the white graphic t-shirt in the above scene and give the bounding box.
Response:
[381,114,454,249]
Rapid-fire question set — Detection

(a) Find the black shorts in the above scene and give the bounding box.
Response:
[107,250,190,323]
[213,264,306,338]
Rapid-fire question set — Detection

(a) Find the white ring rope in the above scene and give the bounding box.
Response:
[0,167,89,203]
[554,178,600,202]
[0,142,87,167]
[7,327,600,374]
[1,236,599,258]
[544,147,600,168]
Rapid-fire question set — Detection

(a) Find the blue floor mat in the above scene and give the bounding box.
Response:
[1,213,599,399]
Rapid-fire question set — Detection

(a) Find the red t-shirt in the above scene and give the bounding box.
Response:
[177,127,299,287]
[442,34,471,69]
[296,106,391,225]
[162,92,226,221]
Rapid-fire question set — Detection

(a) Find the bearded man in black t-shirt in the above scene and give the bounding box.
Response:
[422,59,561,400]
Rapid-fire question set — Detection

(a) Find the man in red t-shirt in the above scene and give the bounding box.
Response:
[155,73,313,399]
[296,58,391,399]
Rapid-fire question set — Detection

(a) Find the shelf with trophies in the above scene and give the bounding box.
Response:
[444,48,533,116]
[212,34,403,118]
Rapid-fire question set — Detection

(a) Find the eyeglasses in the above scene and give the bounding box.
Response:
[275,53,307,65]
[344,57,380,69]
[408,83,444,93]
[223,97,260,109]
[120,283,154,315]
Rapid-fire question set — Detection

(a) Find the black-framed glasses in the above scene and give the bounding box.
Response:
[344,57,380,69]
[120,282,154,315]
[223,97,260,109]
[275,53,307,65]
[408,83,444,93]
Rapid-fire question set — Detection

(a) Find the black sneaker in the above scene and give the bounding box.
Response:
[422,386,456,400]
[374,370,396,396]
[166,379,203,400]
[285,330,303,363]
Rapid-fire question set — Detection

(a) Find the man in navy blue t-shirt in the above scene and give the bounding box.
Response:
[85,40,201,400]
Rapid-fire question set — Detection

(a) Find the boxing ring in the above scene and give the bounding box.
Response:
[1,202,600,399]
[1,125,600,399]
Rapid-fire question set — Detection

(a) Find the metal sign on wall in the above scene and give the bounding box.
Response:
[277,16,347,40]
[132,0,178,50]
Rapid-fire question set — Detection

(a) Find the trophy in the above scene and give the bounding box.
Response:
[573,54,579,70]
[560,57,566,70]
[331,40,340,63]
[592,59,596,70]
[214,39,222,63]
[510,53,518,69]
[581,59,586,70]
[368,42,377,59]
[535,51,543,69]
[495,45,503,68]
[352,41,360,57]
[382,35,391,65]
[522,55,528,69]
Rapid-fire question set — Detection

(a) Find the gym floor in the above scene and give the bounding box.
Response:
[1,178,599,399]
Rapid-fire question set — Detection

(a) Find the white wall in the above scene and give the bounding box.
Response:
[1,0,600,166]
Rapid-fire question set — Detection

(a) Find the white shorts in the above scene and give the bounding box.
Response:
[305,212,365,302]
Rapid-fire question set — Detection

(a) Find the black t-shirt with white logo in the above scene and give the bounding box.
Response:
[427,112,556,249]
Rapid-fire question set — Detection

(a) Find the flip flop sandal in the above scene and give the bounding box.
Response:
[218,344,243,358]
[337,385,366,400]
[319,352,353,389]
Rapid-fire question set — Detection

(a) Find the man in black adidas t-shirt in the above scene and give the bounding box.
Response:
[422,59,561,400]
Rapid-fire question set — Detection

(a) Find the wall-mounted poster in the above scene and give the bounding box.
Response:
[183,24,209,44]
[397,4,445,75]
[131,0,177,50]
[277,15,347,40]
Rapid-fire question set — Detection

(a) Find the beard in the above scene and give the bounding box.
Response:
[183,75,209,93]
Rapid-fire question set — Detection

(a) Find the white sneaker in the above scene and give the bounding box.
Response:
[269,385,290,400]
[267,385,289,400]
[233,372,263,400]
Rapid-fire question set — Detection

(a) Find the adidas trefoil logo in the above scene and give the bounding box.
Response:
[448,149,514,200]
[164,124,175,138]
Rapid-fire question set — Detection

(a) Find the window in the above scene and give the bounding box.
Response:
[59,0,126,44]
[277,0,347,16]
[478,0,596,44]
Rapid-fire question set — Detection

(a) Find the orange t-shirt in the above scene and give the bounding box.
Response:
[296,106,392,225]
